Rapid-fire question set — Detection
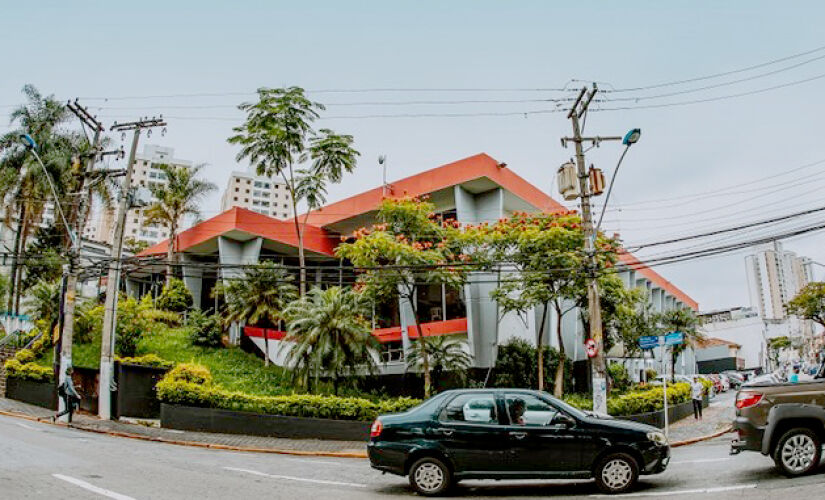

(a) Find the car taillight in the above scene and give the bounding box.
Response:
[735,392,763,409]
[370,419,383,438]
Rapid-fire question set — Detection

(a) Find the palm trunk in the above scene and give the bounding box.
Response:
[166,222,177,285]
[7,203,25,314]
[13,213,30,315]
[285,166,306,296]
[553,302,566,397]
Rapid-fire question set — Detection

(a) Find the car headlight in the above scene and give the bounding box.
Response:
[647,431,668,446]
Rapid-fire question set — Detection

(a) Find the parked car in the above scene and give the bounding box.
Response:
[722,371,745,389]
[744,373,782,386]
[731,366,825,476]
[717,374,731,392]
[706,374,724,394]
[369,389,670,496]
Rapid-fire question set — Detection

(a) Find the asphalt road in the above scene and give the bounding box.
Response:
[2,413,825,499]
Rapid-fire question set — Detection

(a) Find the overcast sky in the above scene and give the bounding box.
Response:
[3,0,825,311]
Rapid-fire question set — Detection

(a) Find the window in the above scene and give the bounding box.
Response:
[274,193,278,198]
[254,181,263,188]
[246,189,250,193]
[253,190,262,197]
[503,393,558,426]
[233,197,238,201]
[379,341,404,363]
[283,204,288,209]
[235,187,239,192]
[245,198,249,203]
[440,393,497,424]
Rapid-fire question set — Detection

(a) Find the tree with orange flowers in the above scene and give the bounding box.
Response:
[468,211,620,396]
[335,197,469,398]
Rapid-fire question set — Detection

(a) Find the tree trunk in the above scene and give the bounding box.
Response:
[536,303,549,392]
[553,302,566,397]
[7,203,25,314]
[409,299,431,398]
[13,213,30,315]
[166,221,177,285]
[263,330,270,367]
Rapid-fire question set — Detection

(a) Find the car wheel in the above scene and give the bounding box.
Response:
[595,452,639,494]
[773,427,821,477]
[408,456,452,496]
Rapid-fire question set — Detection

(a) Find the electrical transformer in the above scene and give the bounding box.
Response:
[557,162,579,201]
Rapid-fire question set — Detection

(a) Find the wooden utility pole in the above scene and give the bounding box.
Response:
[98,117,165,420]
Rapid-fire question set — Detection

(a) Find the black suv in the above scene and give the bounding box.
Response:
[368,389,669,496]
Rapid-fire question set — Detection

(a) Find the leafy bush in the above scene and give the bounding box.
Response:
[116,296,157,357]
[156,279,193,313]
[142,308,182,327]
[116,354,174,370]
[74,301,103,344]
[156,364,420,421]
[608,362,631,392]
[185,309,223,348]
[645,368,658,381]
[13,349,36,364]
[492,338,571,393]
[4,358,53,381]
[699,377,713,395]
[565,383,691,416]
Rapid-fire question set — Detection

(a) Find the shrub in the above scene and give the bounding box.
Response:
[156,279,193,313]
[4,358,53,382]
[645,368,658,381]
[142,308,182,327]
[699,377,713,395]
[608,362,631,392]
[564,383,691,416]
[116,354,174,370]
[492,339,572,393]
[115,296,156,357]
[74,301,104,344]
[156,364,420,421]
[13,349,36,364]
[186,309,223,348]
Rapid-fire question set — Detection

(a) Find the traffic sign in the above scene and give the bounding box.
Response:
[585,338,598,358]
[664,331,684,346]
[638,335,659,350]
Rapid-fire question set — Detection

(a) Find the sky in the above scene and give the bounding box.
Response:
[3,0,825,311]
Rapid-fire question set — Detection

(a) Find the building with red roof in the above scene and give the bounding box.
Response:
[135,153,697,373]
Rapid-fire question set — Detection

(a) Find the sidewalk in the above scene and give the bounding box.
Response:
[667,391,735,444]
[0,397,368,458]
[1,393,734,456]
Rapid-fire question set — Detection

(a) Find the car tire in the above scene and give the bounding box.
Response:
[773,427,822,477]
[594,452,639,494]
[408,456,453,496]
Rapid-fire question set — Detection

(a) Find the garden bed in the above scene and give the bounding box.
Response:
[160,404,371,441]
[620,395,709,428]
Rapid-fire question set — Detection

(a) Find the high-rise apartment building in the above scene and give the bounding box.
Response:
[745,241,815,342]
[90,145,192,246]
[220,171,292,219]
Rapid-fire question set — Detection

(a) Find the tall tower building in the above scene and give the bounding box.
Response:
[220,171,292,219]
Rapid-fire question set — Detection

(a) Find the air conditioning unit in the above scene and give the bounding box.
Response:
[557,162,579,201]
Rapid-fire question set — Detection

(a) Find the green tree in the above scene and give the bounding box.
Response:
[156,278,194,312]
[786,282,825,329]
[212,262,298,366]
[143,163,216,284]
[23,279,61,333]
[470,210,619,396]
[284,286,378,394]
[660,308,703,380]
[406,335,473,390]
[124,237,150,255]
[335,197,468,398]
[21,224,65,290]
[229,86,359,294]
[768,336,792,368]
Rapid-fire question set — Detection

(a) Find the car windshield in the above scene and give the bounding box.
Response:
[399,392,452,417]
[541,392,588,420]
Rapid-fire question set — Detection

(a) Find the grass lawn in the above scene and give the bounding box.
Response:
[38,327,293,397]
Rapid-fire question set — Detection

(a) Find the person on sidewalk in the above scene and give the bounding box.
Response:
[690,376,704,420]
[54,366,81,423]
[789,366,800,383]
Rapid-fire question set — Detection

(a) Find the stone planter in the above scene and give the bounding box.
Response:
[115,363,169,419]
[6,377,57,410]
[161,404,371,441]
[619,398,706,429]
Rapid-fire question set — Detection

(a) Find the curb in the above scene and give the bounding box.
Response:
[670,425,733,448]
[0,409,368,459]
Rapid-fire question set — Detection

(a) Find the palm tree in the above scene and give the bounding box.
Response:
[660,308,703,381]
[143,163,216,284]
[229,87,359,294]
[284,287,378,394]
[23,280,61,334]
[406,335,473,391]
[212,262,298,365]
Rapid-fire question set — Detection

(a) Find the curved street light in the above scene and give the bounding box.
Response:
[595,128,641,233]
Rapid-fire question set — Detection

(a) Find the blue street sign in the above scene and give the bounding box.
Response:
[664,331,684,346]
[638,335,659,350]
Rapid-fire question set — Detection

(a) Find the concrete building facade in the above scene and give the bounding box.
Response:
[136,153,698,375]
[220,171,292,219]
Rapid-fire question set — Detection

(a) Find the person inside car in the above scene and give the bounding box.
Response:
[509,398,526,425]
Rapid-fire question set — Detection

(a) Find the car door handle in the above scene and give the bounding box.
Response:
[509,431,527,440]
[435,428,454,436]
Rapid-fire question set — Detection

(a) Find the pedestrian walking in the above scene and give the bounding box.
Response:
[789,366,800,383]
[54,366,81,423]
[690,376,703,420]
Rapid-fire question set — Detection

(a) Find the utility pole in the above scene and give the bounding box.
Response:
[562,85,625,415]
[99,117,165,420]
[55,101,105,421]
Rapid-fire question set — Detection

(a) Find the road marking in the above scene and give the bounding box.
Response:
[14,422,41,432]
[591,483,757,498]
[670,457,732,465]
[52,474,136,500]
[224,466,367,488]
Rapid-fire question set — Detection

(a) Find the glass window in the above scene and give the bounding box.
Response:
[503,393,559,426]
[440,393,498,424]
[445,286,466,320]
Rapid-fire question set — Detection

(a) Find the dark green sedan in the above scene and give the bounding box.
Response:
[368,389,669,496]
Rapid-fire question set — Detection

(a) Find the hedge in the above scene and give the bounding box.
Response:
[116,354,174,370]
[4,358,53,382]
[564,383,691,416]
[156,363,420,421]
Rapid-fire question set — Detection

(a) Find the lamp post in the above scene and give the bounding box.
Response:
[595,128,641,233]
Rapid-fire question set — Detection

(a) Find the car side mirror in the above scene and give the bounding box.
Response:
[554,414,576,428]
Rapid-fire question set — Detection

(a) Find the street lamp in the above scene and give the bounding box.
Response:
[595,128,641,233]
